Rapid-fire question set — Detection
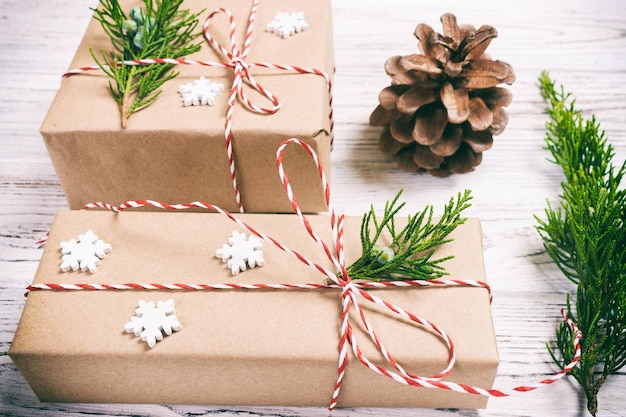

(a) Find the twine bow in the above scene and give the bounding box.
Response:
[277,139,463,409]
[203,2,281,116]
[276,139,581,408]
[202,2,334,213]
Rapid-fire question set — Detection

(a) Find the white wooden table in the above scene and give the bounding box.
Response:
[1,0,624,416]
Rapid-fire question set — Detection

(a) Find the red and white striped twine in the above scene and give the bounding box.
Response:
[30,138,581,410]
[62,0,334,214]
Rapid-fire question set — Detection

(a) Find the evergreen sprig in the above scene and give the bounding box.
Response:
[91,0,204,128]
[345,189,472,282]
[536,72,626,416]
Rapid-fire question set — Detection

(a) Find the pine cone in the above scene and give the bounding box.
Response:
[370,13,515,176]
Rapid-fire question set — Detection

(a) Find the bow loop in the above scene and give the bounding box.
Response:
[203,8,240,61]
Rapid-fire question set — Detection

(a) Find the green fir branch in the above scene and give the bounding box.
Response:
[91,0,204,128]
[345,189,472,282]
[536,72,626,417]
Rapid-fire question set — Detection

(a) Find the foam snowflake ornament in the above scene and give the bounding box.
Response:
[60,229,112,273]
[266,12,308,39]
[179,76,224,106]
[215,230,265,275]
[125,299,181,348]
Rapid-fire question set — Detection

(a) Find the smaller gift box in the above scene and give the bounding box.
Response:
[40,0,334,213]
[10,209,498,408]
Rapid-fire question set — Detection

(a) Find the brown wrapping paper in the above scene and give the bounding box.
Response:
[10,210,498,408]
[40,0,334,212]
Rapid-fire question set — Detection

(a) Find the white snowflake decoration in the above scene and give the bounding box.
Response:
[60,229,112,274]
[266,12,308,39]
[125,299,181,348]
[215,230,264,275]
[179,76,224,106]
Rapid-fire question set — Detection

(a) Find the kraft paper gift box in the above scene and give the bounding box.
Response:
[10,210,499,408]
[40,0,334,213]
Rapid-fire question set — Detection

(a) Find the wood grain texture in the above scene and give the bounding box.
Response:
[1,0,624,416]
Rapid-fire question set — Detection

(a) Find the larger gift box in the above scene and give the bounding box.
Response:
[40,0,334,213]
[10,210,499,408]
